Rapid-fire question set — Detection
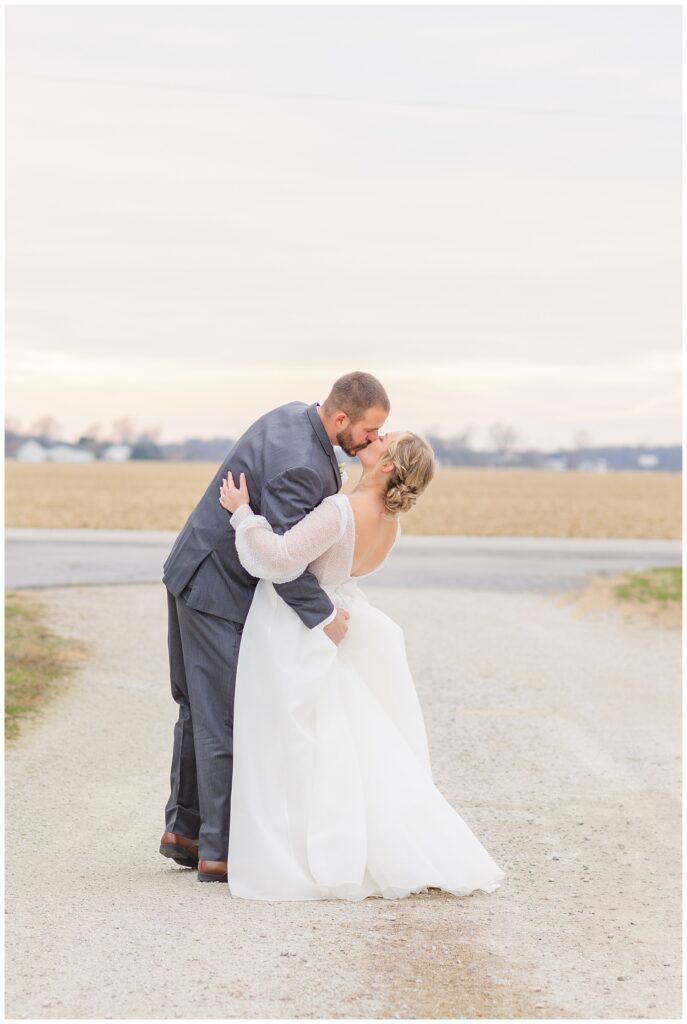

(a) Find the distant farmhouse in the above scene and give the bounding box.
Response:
[14,440,46,462]
[102,444,133,462]
[576,457,609,473]
[14,440,95,463]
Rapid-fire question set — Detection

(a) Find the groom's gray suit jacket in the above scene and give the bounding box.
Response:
[162,402,341,628]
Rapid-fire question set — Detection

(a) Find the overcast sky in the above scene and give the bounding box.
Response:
[5,4,681,448]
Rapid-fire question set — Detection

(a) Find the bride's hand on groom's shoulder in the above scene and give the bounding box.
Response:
[219,471,250,513]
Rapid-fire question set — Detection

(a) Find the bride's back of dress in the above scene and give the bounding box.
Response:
[308,494,401,588]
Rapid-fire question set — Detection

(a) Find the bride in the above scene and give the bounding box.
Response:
[218,430,506,902]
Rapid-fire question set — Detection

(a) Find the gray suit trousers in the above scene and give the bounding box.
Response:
[164,587,243,862]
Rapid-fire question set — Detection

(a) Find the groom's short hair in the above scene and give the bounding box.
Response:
[322,372,390,423]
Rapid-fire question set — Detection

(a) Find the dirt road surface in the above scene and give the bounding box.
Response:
[5,583,681,1019]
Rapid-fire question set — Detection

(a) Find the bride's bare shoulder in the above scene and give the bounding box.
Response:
[347,492,398,535]
[345,491,376,519]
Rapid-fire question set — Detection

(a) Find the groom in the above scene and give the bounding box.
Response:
[159,371,390,881]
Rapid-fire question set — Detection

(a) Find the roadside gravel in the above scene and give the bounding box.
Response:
[5,583,681,1019]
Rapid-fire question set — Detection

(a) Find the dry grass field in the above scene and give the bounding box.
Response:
[5,461,681,538]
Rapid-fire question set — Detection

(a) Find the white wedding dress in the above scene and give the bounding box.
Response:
[226,492,506,901]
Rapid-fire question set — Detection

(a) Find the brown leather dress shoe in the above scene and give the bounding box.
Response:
[198,859,228,883]
[159,831,199,868]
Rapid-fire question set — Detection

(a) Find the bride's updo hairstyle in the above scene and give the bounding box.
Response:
[382,432,435,515]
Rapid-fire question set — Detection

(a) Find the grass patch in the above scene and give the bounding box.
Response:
[612,567,682,606]
[5,591,88,741]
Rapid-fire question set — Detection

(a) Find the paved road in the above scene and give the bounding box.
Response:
[5,528,682,592]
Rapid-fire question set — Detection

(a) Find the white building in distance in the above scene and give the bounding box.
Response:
[47,445,95,462]
[576,458,608,473]
[102,444,132,462]
[15,440,48,462]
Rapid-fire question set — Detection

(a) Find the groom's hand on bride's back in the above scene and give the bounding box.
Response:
[323,608,350,646]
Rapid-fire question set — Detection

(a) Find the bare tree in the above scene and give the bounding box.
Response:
[84,422,102,441]
[135,425,162,444]
[30,415,61,442]
[454,428,473,451]
[570,429,592,469]
[488,421,519,464]
[130,424,163,461]
[572,429,591,451]
[112,417,136,445]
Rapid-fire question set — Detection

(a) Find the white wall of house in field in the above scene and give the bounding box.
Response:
[46,445,95,463]
[102,444,132,462]
[15,440,48,462]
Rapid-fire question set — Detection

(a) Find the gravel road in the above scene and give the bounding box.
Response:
[5,582,681,1019]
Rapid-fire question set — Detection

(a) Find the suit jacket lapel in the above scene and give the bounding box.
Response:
[307,403,342,490]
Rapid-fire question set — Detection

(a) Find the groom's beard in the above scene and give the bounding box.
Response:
[336,428,370,458]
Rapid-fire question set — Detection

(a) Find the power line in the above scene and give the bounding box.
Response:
[8,72,679,122]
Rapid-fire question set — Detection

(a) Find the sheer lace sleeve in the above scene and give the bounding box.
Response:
[229,496,347,584]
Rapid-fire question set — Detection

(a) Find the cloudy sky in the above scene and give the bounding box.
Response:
[5,4,681,448]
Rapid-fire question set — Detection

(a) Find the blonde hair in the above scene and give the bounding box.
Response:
[381,432,435,515]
